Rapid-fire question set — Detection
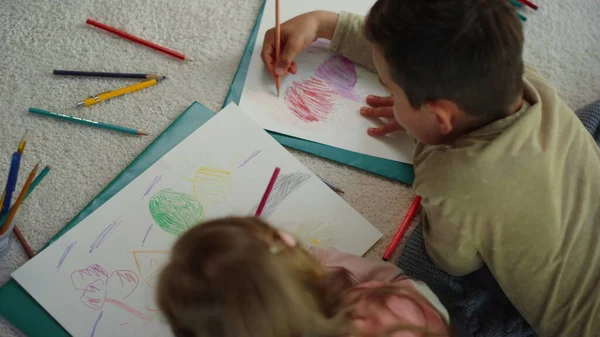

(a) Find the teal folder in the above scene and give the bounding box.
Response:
[0,102,216,337]
[223,1,414,184]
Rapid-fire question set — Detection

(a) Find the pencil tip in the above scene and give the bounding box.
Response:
[186,57,194,62]
[138,132,148,136]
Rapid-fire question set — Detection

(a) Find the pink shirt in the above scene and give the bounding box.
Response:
[310,247,450,337]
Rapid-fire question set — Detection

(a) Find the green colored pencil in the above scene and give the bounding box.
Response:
[0,165,51,227]
[29,108,147,136]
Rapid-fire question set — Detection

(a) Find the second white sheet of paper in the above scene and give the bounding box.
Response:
[12,103,381,337]
[239,0,415,163]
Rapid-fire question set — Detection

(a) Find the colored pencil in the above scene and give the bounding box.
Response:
[517,0,538,10]
[0,152,22,218]
[317,175,344,194]
[0,165,51,227]
[29,108,147,136]
[517,12,527,22]
[0,163,39,236]
[382,196,422,261]
[86,19,191,61]
[255,167,281,217]
[53,70,166,80]
[13,227,34,258]
[10,166,51,259]
[17,130,27,154]
[76,78,161,107]
[509,0,523,7]
[275,0,281,97]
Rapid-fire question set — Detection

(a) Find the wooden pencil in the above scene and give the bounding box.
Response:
[0,163,40,236]
[382,196,422,261]
[275,0,281,97]
[13,226,34,258]
[255,167,281,217]
[53,70,166,80]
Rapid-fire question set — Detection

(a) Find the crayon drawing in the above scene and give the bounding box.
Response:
[192,166,232,205]
[294,223,338,248]
[90,311,103,337]
[131,250,169,289]
[141,224,153,247]
[238,150,261,168]
[89,218,122,253]
[56,241,77,270]
[142,176,162,200]
[249,171,311,218]
[149,189,205,235]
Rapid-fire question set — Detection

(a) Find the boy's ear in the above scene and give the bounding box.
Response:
[425,99,460,135]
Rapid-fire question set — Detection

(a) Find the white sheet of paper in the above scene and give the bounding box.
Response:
[239,0,414,163]
[12,103,381,337]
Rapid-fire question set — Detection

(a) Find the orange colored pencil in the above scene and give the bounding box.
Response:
[0,163,40,236]
[275,0,281,97]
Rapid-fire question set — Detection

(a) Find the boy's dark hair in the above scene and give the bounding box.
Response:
[364,0,524,120]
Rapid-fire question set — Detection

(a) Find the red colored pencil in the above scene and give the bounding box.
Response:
[382,196,422,261]
[517,0,538,10]
[13,226,34,258]
[255,167,281,217]
[86,19,190,61]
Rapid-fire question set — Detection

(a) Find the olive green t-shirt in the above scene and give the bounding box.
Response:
[331,11,600,336]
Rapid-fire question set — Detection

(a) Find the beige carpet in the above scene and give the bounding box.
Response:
[0,0,599,335]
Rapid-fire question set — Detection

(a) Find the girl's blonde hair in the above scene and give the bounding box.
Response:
[157,217,449,337]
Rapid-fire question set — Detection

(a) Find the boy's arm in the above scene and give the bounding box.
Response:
[309,246,402,283]
[422,205,483,276]
[330,12,376,72]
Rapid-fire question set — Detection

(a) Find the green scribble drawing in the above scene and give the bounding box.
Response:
[294,223,337,248]
[192,167,232,205]
[149,189,205,235]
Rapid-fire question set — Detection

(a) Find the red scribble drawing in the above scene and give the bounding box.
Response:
[285,77,336,122]
[70,265,147,322]
[284,55,360,123]
[314,55,359,101]
[131,250,169,289]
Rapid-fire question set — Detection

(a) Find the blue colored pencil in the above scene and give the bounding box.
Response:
[29,108,147,136]
[0,152,22,218]
[0,165,51,228]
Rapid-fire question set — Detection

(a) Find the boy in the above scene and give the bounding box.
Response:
[261,1,600,336]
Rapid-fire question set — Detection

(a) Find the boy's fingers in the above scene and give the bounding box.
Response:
[290,62,298,74]
[275,38,303,76]
[367,120,401,136]
[366,95,394,107]
[261,29,277,76]
[360,106,394,118]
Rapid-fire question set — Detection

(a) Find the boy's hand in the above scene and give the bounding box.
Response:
[360,95,403,136]
[261,11,339,79]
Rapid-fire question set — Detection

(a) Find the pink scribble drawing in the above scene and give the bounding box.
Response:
[56,241,77,270]
[71,265,147,322]
[285,77,336,122]
[284,55,360,122]
[119,322,128,327]
[90,311,103,337]
[142,176,162,200]
[89,218,122,253]
[314,55,360,101]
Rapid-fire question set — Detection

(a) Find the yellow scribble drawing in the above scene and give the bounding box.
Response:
[131,250,169,288]
[294,224,338,248]
[192,166,232,205]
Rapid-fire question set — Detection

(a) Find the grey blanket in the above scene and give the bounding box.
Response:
[397,100,600,337]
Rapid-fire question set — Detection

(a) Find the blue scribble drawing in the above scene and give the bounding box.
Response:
[56,241,77,270]
[142,224,153,247]
[90,311,103,337]
[239,150,261,168]
[89,218,123,253]
[142,176,163,199]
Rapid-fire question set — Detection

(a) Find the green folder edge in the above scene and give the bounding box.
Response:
[0,102,217,337]
[223,1,414,184]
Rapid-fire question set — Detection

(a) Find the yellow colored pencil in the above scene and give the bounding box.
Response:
[76,78,161,107]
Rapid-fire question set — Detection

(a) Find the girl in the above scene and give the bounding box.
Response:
[157,217,450,337]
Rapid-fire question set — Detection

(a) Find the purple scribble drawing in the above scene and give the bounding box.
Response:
[90,311,103,337]
[314,55,359,101]
[239,150,261,168]
[89,218,123,253]
[56,241,77,270]
[142,176,163,199]
[142,224,153,247]
[284,55,360,123]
